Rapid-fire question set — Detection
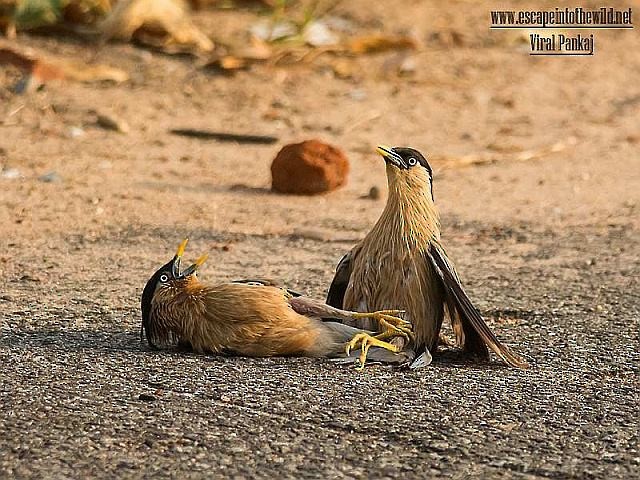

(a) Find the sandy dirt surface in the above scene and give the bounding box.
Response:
[1,1,639,478]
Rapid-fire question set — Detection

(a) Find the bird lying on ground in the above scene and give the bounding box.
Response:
[140,239,413,368]
[327,145,528,369]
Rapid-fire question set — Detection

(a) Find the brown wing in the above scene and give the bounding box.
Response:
[197,283,323,357]
[326,252,353,309]
[426,241,529,368]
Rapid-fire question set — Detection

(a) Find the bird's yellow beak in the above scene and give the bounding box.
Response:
[172,238,189,276]
[376,145,394,157]
[175,238,188,259]
[194,253,209,268]
[180,251,209,278]
[376,144,405,168]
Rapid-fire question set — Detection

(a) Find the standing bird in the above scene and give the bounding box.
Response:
[140,239,413,368]
[327,146,528,368]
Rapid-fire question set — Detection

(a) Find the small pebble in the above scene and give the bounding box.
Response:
[348,89,367,101]
[39,171,62,183]
[69,126,85,138]
[1,168,21,179]
[366,186,381,200]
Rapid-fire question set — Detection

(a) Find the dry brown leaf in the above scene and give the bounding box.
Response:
[204,55,249,72]
[330,58,353,79]
[347,34,418,55]
[0,43,128,89]
[52,59,128,82]
[237,36,273,61]
[202,36,272,72]
[99,0,213,53]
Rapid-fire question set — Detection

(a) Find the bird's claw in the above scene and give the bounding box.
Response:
[345,333,401,371]
[352,310,413,340]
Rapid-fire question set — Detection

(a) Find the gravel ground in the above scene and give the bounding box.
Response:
[1,0,639,477]
[1,223,638,479]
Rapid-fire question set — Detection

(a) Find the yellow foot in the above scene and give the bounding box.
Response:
[351,310,413,339]
[345,333,401,370]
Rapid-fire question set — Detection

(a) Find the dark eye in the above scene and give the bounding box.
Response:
[407,157,417,166]
[159,274,169,283]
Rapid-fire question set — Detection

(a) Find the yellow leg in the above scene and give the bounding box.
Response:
[374,330,400,341]
[351,310,413,339]
[345,333,401,370]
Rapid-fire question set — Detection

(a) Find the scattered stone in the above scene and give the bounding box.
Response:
[271,139,349,195]
[38,171,62,183]
[363,186,381,200]
[69,126,85,138]
[1,168,21,179]
[348,89,367,101]
[303,20,338,47]
[250,19,297,42]
[97,113,130,133]
[399,55,417,75]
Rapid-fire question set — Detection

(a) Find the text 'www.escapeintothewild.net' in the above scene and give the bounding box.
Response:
[490,7,633,56]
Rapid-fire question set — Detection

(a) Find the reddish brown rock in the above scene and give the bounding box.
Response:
[271,139,349,195]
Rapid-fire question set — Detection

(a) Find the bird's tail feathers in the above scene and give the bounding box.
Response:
[429,244,529,369]
[450,293,529,368]
[460,307,529,369]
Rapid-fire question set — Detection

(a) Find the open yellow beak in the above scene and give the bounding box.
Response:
[175,238,188,259]
[180,251,209,277]
[194,253,209,268]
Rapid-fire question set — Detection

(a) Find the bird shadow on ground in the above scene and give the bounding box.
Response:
[0,328,144,354]
[0,328,523,371]
[432,350,514,371]
[0,327,317,366]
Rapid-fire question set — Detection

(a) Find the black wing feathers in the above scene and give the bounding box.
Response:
[427,242,528,368]
[326,252,352,308]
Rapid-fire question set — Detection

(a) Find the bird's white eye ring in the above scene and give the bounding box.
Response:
[160,274,169,282]
[408,157,417,166]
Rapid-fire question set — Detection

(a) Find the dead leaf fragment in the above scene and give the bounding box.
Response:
[202,36,272,72]
[52,59,128,83]
[100,0,213,53]
[0,43,128,91]
[330,58,353,79]
[347,34,418,55]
